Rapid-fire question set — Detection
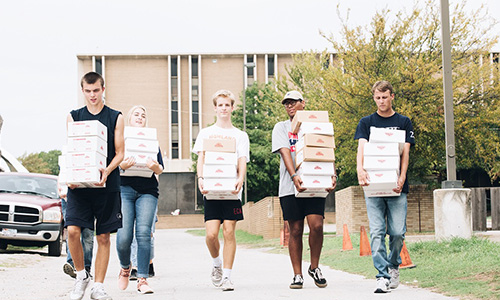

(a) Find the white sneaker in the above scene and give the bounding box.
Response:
[69,273,90,300]
[388,267,400,289]
[221,277,234,291]
[374,277,391,293]
[90,285,112,300]
[211,266,223,287]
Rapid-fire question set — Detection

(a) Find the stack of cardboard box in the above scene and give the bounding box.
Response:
[202,138,238,200]
[60,120,108,188]
[122,126,159,178]
[292,111,336,198]
[362,127,405,197]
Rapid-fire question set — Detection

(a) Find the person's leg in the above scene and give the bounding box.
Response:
[67,225,85,272]
[306,214,324,269]
[116,186,136,270]
[205,219,222,259]
[386,193,407,267]
[221,220,237,270]
[130,234,138,267]
[365,196,390,279]
[81,227,94,272]
[94,233,111,283]
[287,219,305,275]
[135,193,157,279]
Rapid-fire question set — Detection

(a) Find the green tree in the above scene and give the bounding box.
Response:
[18,150,62,175]
[231,83,287,202]
[281,0,500,187]
[18,153,51,174]
[38,150,62,175]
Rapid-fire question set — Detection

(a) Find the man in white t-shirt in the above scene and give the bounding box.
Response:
[272,90,337,289]
[192,90,250,292]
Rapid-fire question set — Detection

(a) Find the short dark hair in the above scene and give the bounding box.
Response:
[81,72,104,88]
[372,80,394,95]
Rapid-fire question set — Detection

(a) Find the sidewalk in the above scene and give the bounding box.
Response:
[51,228,458,300]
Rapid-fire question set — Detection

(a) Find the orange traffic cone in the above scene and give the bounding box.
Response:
[359,226,372,257]
[342,224,353,251]
[399,241,416,269]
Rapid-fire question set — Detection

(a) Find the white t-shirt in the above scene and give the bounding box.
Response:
[192,124,250,200]
[271,119,298,197]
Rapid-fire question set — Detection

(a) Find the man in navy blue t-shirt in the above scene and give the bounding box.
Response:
[354,81,415,294]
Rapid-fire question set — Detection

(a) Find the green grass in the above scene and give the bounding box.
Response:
[188,229,500,299]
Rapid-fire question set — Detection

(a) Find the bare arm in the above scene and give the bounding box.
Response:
[326,161,338,192]
[278,147,306,192]
[356,138,369,186]
[233,156,247,194]
[393,142,411,193]
[99,114,125,185]
[196,152,207,194]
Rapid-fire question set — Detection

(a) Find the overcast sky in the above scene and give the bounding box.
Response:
[1,0,498,158]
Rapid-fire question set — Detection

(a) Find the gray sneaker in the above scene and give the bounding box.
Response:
[211,266,223,287]
[388,267,400,289]
[69,273,90,300]
[374,277,391,293]
[221,277,234,291]
[90,286,112,300]
[63,262,76,279]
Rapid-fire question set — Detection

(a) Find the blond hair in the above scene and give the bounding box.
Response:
[126,105,148,126]
[212,89,235,106]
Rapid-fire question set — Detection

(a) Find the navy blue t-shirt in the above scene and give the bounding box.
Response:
[120,148,164,198]
[354,112,415,193]
[69,105,122,193]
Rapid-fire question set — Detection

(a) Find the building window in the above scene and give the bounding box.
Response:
[267,55,274,77]
[171,100,178,124]
[192,57,198,77]
[172,142,179,159]
[95,57,103,75]
[192,57,199,126]
[247,56,254,77]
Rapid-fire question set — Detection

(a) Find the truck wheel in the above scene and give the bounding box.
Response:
[48,228,63,257]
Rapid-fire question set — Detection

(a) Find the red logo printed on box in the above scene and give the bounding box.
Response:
[215,169,223,173]
[375,173,384,177]
[308,115,318,119]
[138,144,146,148]
[315,152,324,156]
[314,166,322,170]
[215,143,223,148]
[377,146,386,150]
[313,180,320,183]
[137,132,145,136]
[317,139,324,143]
[215,183,223,186]
[385,132,393,136]
[377,159,386,163]
[313,127,321,131]
[216,157,225,161]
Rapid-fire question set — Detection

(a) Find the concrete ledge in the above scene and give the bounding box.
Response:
[156,214,205,229]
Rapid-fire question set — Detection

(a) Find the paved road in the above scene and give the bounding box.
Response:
[0,228,460,300]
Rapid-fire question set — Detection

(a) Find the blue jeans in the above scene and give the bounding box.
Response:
[131,207,157,267]
[61,199,94,269]
[116,186,158,278]
[365,193,407,279]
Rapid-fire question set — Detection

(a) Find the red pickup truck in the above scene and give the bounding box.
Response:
[0,172,63,256]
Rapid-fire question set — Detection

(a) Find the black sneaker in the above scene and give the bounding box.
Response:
[130,268,138,281]
[308,266,327,288]
[289,274,304,289]
[149,263,155,277]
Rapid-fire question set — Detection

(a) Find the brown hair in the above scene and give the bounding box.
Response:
[212,89,235,106]
[81,72,105,88]
[372,80,394,95]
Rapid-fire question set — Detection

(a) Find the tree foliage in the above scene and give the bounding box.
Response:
[18,150,62,175]
[280,0,500,187]
[231,83,286,202]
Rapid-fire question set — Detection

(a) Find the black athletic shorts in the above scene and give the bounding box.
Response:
[66,189,122,235]
[279,194,325,221]
[204,198,244,222]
